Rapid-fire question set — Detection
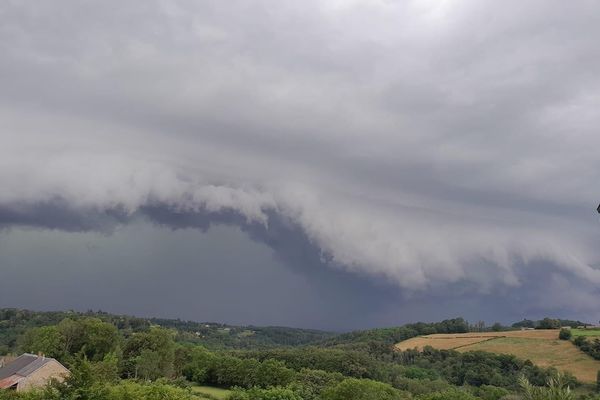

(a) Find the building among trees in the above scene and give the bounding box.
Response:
[0,353,69,392]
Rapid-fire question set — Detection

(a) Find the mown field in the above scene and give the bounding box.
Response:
[395,329,600,383]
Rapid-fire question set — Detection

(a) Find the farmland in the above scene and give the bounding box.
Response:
[395,329,600,383]
[2,311,596,399]
[571,328,600,337]
[394,329,561,351]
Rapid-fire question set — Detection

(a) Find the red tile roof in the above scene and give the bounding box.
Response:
[0,374,23,389]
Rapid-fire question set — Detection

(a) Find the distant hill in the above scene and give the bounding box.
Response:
[0,311,475,354]
[0,308,336,353]
[1,309,571,397]
[511,318,590,329]
[321,318,470,349]
[148,317,337,348]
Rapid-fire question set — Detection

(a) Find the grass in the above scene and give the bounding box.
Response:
[395,329,560,351]
[395,330,600,384]
[191,385,231,399]
[395,336,494,350]
[571,328,600,337]
[463,337,600,383]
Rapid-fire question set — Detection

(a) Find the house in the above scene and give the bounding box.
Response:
[0,353,69,392]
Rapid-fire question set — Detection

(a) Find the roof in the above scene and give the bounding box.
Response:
[0,374,23,389]
[0,354,54,381]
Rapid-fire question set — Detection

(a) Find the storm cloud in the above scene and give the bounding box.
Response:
[1,0,600,326]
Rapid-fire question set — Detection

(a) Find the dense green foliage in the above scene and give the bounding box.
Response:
[1,309,596,400]
[121,327,176,379]
[323,318,470,347]
[572,336,600,360]
[20,318,119,362]
[227,343,562,391]
[396,348,562,389]
[0,377,198,400]
[417,387,480,400]
[183,347,296,389]
[0,308,334,354]
[519,374,575,400]
[559,329,572,341]
[538,319,563,330]
[151,318,336,349]
[229,387,303,400]
[0,309,149,352]
[512,319,589,330]
[320,378,408,400]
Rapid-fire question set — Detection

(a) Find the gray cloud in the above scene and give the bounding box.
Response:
[1,0,600,324]
[1,219,597,330]
[0,220,408,330]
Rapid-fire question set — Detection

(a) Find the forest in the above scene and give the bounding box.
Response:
[0,309,598,400]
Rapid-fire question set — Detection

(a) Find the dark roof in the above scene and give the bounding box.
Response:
[0,354,53,380]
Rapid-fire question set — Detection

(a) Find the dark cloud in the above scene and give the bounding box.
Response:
[0,219,403,330]
[1,219,597,329]
[0,200,129,232]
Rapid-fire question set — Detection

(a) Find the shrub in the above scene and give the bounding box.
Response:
[287,368,344,400]
[403,367,437,380]
[321,378,410,400]
[574,336,587,346]
[103,381,196,400]
[472,385,510,400]
[229,387,303,400]
[558,329,572,341]
[518,373,574,400]
[393,378,451,396]
[417,388,479,400]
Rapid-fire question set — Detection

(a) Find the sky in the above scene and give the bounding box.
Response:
[0,0,599,331]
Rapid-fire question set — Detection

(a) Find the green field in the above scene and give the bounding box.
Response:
[571,328,600,337]
[191,385,231,399]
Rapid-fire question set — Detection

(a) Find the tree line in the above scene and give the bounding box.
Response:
[1,311,599,400]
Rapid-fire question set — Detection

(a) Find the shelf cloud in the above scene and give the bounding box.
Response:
[1,0,600,323]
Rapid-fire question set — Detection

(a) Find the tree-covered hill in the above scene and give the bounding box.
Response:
[0,308,336,353]
[319,318,470,349]
[1,309,595,400]
[149,317,337,348]
[512,318,590,329]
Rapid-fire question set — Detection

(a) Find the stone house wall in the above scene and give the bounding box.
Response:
[16,360,70,392]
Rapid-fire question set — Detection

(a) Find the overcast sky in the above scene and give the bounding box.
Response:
[1,0,599,330]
